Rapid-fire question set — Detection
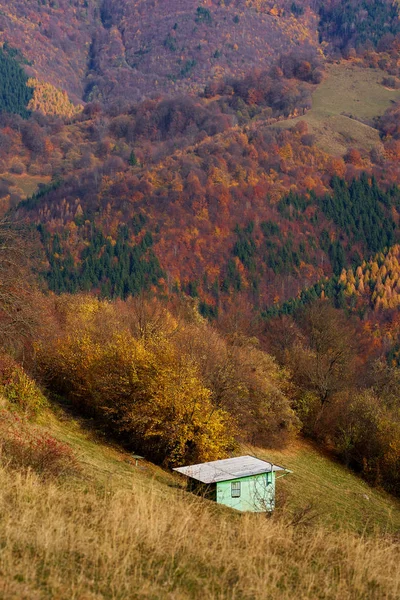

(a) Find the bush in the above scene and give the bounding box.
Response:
[0,355,47,416]
[329,391,400,495]
[382,76,400,89]
[0,410,79,478]
[159,321,299,448]
[10,161,25,174]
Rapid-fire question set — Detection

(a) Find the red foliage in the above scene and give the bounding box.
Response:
[0,410,80,478]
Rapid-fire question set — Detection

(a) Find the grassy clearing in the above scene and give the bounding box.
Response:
[275,62,400,155]
[6,174,51,198]
[47,414,178,491]
[0,408,399,599]
[252,441,400,534]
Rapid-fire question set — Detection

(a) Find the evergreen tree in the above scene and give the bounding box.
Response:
[0,46,33,117]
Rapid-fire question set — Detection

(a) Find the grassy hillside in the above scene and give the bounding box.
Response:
[276,62,400,155]
[47,411,400,534]
[255,442,400,533]
[1,399,399,599]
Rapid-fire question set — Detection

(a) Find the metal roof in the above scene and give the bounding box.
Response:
[173,455,286,484]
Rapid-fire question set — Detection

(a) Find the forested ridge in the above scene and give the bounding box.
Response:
[0,0,319,105]
[0,0,399,106]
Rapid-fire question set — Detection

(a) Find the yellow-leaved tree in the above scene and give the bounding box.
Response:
[36,296,235,466]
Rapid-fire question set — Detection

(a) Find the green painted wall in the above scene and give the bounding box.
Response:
[216,472,275,512]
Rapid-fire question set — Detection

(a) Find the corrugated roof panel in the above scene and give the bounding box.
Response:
[173,455,286,484]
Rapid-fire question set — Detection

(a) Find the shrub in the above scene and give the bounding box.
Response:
[0,410,79,478]
[382,76,400,89]
[195,7,212,25]
[0,355,47,416]
[10,161,25,174]
[329,391,400,494]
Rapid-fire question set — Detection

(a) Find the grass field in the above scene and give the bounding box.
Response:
[253,441,400,533]
[0,406,399,599]
[275,62,400,155]
[6,174,51,199]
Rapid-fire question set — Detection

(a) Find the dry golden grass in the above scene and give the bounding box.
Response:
[7,174,51,199]
[0,461,399,600]
[275,62,400,156]
[254,442,400,534]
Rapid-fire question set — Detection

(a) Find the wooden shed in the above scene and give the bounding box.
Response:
[174,455,291,512]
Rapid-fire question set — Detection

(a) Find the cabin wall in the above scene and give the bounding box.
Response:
[187,478,216,501]
[216,472,275,512]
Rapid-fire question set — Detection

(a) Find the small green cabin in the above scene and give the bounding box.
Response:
[174,455,290,512]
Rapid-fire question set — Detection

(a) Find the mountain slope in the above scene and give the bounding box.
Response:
[0,0,96,103]
[0,0,318,104]
[87,0,318,102]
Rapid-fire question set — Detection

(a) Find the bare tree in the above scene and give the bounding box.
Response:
[0,217,38,356]
[288,300,356,409]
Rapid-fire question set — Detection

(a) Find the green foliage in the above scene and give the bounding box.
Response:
[262,277,346,319]
[179,59,197,78]
[2,41,32,66]
[129,150,138,166]
[18,179,63,210]
[195,7,212,25]
[0,45,33,117]
[275,175,397,280]
[233,222,256,271]
[291,2,304,17]
[40,223,165,299]
[131,213,146,235]
[264,237,301,276]
[387,343,400,367]
[277,176,397,262]
[230,219,301,281]
[319,0,400,51]
[222,259,242,292]
[320,231,346,276]
[260,220,280,237]
[164,33,177,52]
[199,300,218,319]
[186,280,199,298]
[278,190,311,219]
[320,175,396,254]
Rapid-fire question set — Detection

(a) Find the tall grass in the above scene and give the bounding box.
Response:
[0,463,399,600]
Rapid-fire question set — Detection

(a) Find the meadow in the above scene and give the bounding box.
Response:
[275,62,400,155]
